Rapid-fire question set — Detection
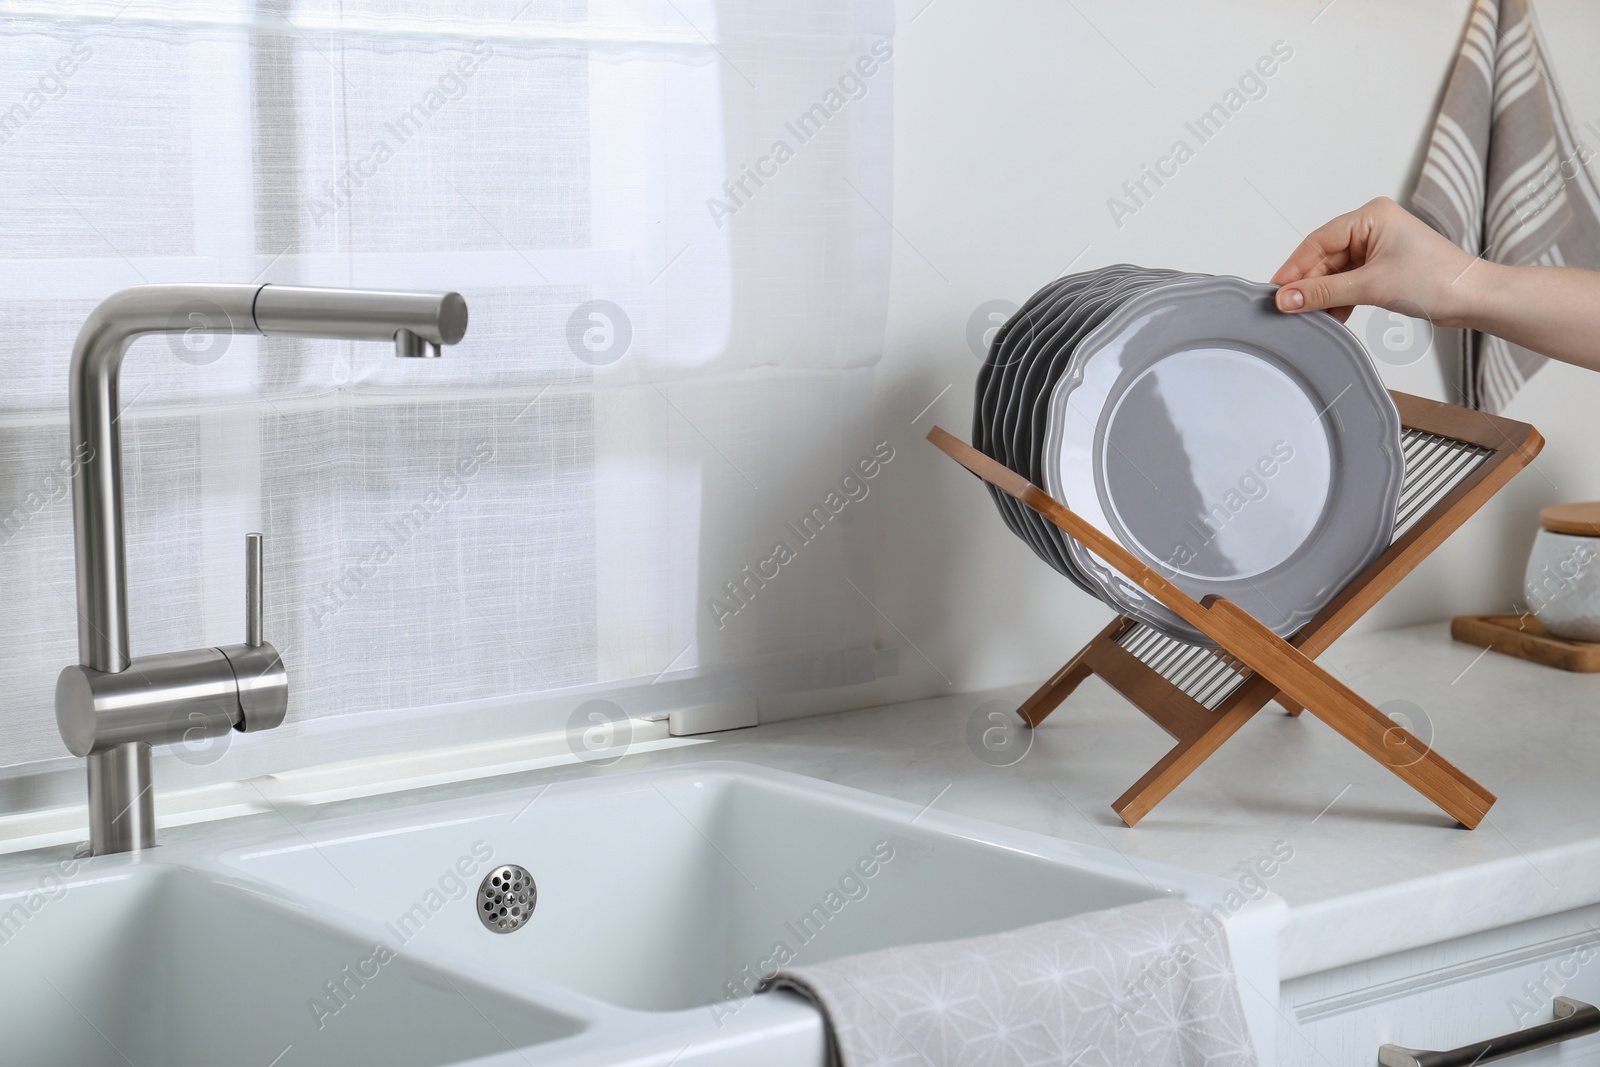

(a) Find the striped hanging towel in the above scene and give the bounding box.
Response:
[1410,0,1600,413]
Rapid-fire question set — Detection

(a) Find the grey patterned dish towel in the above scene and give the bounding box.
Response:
[758,898,1257,1067]
[1411,0,1600,413]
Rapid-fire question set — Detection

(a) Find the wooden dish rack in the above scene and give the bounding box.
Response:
[929,391,1543,828]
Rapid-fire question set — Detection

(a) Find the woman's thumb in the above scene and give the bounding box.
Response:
[1276,269,1365,314]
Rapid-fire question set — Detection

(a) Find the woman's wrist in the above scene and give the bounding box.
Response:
[1430,257,1507,331]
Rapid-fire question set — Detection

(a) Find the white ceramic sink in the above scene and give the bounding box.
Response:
[0,763,1285,1066]
[222,764,1177,1011]
[0,864,579,1067]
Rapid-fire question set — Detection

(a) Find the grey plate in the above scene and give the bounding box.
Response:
[997,267,1159,590]
[971,281,1060,572]
[998,281,1081,469]
[1012,267,1153,477]
[1020,268,1195,483]
[1023,270,1207,631]
[1041,275,1403,645]
[998,284,1091,577]
[975,277,1100,591]
[975,267,1186,595]
[1015,268,1180,579]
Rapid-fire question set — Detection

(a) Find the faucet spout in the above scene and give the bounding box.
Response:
[70,284,261,672]
[67,283,467,672]
[252,284,467,353]
[61,282,468,854]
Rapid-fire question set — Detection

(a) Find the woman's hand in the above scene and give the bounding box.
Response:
[1269,196,1480,327]
[1271,196,1600,372]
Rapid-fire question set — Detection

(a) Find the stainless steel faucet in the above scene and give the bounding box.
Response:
[55,283,469,855]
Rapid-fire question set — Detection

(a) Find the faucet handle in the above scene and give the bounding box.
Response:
[217,530,287,732]
[246,532,263,647]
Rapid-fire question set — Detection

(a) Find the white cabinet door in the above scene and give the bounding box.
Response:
[1278,903,1600,1066]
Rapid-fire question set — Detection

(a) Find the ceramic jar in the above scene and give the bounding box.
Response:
[1525,504,1600,642]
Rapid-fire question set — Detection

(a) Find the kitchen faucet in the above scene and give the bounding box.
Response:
[54,284,468,855]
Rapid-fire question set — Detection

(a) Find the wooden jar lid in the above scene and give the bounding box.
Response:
[1540,502,1600,536]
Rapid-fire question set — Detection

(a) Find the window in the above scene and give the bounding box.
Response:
[0,0,893,785]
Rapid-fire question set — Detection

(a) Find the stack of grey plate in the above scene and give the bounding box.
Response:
[973,266,1405,646]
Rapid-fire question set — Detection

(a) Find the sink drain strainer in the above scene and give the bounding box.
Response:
[477,864,536,933]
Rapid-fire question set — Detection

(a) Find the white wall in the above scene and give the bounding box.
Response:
[765,0,1600,720]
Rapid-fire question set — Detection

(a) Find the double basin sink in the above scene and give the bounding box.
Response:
[0,762,1284,1066]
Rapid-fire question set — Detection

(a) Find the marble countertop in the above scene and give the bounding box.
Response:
[674,620,1600,981]
[13,621,1600,981]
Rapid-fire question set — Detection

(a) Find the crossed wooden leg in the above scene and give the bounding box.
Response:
[1017,625,1282,826]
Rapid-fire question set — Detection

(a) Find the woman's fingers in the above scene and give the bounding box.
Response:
[1269,198,1413,316]
[1276,263,1370,314]
[1270,241,1346,286]
[1270,211,1367,285]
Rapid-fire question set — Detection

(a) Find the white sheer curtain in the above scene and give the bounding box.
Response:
[0,0,893,790]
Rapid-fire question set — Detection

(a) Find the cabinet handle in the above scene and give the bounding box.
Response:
[1378,997,1600,1066]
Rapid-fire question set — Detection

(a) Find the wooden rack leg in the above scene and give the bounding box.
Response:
[1019,659,1093,728]
[1277,695,1305,717]
[1113,679,1278,826]
[1203,599,1495,827]
[1017,618,1127,727]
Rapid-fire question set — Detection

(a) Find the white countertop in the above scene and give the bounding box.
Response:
[11,621,1600,982]
[590,621,1600,980]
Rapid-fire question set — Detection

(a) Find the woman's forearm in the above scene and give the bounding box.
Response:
[1452,262,1600,373]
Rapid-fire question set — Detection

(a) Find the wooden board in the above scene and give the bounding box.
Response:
[1540,502,1600,536]
[1451,613,1600,672]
